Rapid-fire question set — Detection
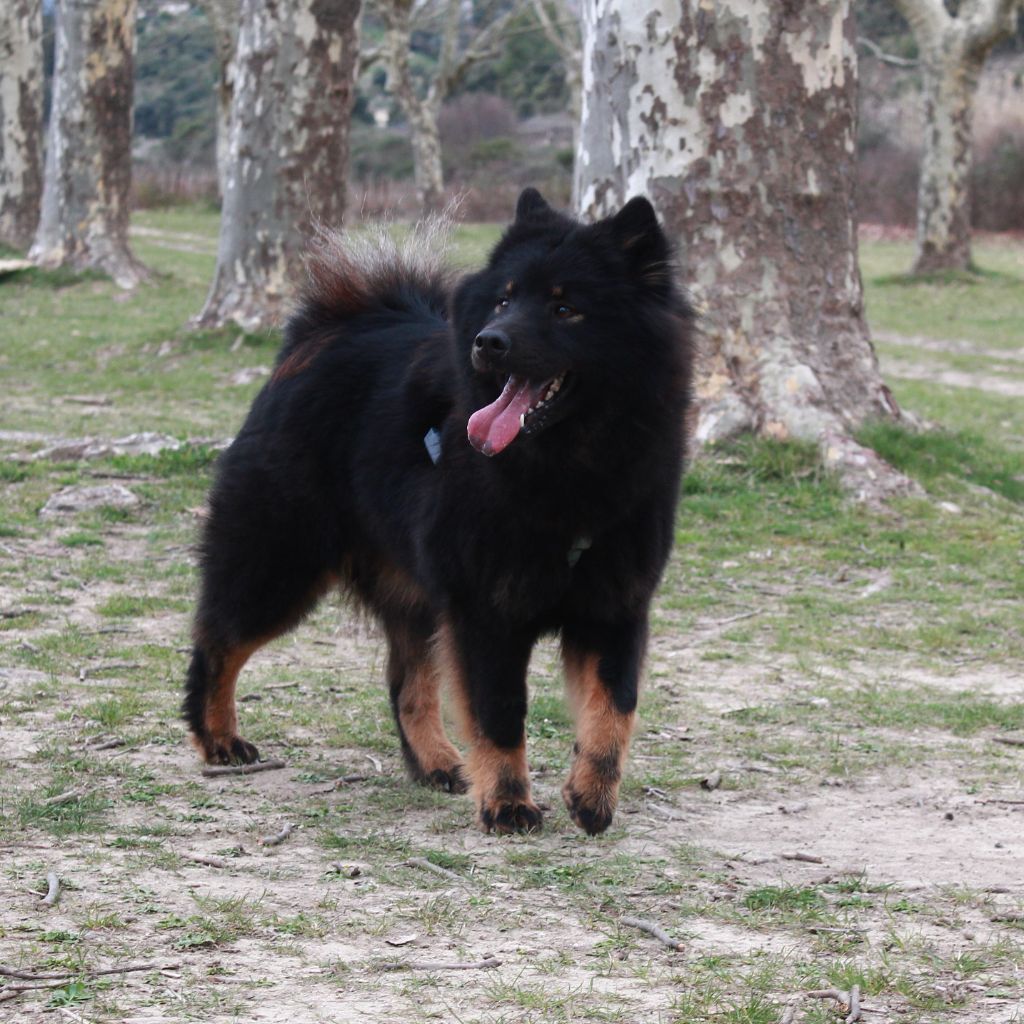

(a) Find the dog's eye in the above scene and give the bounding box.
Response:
[554,304,576,319]
[495,297,510,311]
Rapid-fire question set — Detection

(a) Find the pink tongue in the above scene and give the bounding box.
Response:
[467,375,546,456]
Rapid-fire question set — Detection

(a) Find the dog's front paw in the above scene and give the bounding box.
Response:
[562,757,620,836]
[194,731,261,766]
[478,794,543,834]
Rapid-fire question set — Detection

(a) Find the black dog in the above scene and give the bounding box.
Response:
[184,189,693,835]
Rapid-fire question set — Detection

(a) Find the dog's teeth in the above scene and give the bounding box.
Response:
[519,413,525,427]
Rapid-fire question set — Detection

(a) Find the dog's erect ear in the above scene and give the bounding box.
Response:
[514,187,553,222]
[610,196,670,284]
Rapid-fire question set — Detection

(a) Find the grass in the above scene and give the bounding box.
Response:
[0,210,1022,1022]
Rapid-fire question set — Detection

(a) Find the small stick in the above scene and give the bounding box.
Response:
[365,753,383,773]
[311,774,371,794]
[405,857,466,884]
[705,609,763,627]
[259,823,293,847]
[380,957,501,972]
[41,872,60,907]
[993,736,1024,747]
[807,988,848,1006]
[91,738,124,751]
[991,912,1024,923]
[620,915,684,951]
[700,770,722,791]
[182,852,227,869]
[201,758,286,778]
[42,788,86,807]
[781,851,825,864]
[264,681,300,691]
[846,984,862,1023]
[0,962,178,982]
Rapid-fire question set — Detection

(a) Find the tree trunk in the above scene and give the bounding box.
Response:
[196,0,239,200]
[195,0,361,331]
[892,0,1019,275]
[0,0,44,250]
[576,0,913,502]
[383,8,445,210]
[29,0,147,288]
[914,44,982,273]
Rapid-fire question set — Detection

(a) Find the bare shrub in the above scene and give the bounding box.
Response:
[438,94,518,149]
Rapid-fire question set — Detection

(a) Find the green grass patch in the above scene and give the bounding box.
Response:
[858,421,1024,502]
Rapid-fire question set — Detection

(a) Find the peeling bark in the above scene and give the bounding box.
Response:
[196,0,362,331]
[892,0,1020,274]
[29,0,147,287]
[0,0,44,250]
[577,0,916,502]
[196,0,239,200]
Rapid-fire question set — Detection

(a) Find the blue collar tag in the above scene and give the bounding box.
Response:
[424,427,443,465]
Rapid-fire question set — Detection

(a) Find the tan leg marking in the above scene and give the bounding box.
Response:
[562,652,636,835]
[194,645,260,764]
[397,657,466,792]
[436,622,541,833]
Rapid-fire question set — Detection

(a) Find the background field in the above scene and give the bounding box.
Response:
[1,211,1022,1023]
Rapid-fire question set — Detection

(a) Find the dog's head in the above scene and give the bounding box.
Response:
[453,189,685,458]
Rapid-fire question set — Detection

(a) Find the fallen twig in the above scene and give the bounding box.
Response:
[380,957,500,972]
[264,681,300,691]
[700,770,722,792]
[201,758,286,778]
[181,852,228,869]
[0,962,178,982]
[259,823,293,847]
[846,983,862,1023]
[807,988,850,1009]
[993,735,1024,748]
[991,912,1024,923]
[41,873,60,907]
[312,773,371,794]
[91,738,125,751]
[41,788,86,807]
[782,851,824,864]
[405,857,466,885]
[620,915,684,951]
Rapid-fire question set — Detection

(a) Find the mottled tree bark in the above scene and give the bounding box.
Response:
[195,0,362,330]
[0,0,44,250]
[29,0,147,287]
[892,0,1020,274]
[196,0,239,199]
[577,0,913,501]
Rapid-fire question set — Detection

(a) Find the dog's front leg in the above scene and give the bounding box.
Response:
[438,617,542,834]
[560,618,646,835]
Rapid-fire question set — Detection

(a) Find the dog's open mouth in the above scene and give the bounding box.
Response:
[467,372,569,456]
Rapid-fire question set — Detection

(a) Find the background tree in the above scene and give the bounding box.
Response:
[0,0,44,251]
[196,0,239,198]
[30,0,147,287]
[365,0,517,209]
[889,0,1022,273]
[576,0,913,501]
[196,0,361,329]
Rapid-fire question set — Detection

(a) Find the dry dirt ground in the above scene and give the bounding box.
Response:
[2,332,1023,1024]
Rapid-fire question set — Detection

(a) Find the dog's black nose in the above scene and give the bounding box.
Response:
[473,329,510,359]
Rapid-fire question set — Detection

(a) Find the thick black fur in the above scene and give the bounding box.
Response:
[184,189,694,833]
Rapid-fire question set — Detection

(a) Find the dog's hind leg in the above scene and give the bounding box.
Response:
[385,612,467,793]
[437,617,542,834]
[560,618,645,835]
